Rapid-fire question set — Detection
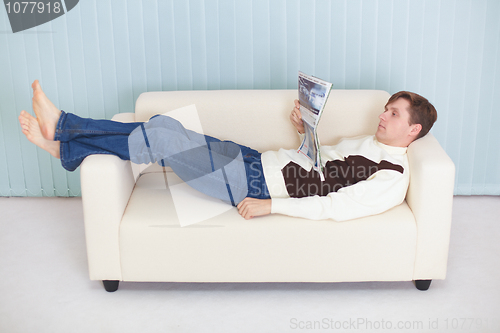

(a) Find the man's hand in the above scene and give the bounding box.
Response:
[237,197,272,220]
[290,99,305,134]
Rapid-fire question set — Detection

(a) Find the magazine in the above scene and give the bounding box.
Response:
[297,71,333,181]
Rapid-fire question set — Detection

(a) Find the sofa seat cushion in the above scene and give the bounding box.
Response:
[119,165,417,283]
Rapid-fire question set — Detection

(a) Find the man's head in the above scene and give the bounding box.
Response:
[375,91,437,147]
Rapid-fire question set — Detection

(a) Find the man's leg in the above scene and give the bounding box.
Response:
[20,80,265,206]
[20,80,144,171]
[129,115,250,206]
[55,111,143,171]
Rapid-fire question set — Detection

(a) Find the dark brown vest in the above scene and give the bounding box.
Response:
[281,155,404,198]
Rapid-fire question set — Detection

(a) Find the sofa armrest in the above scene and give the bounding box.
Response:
[80,148,135,281]
[111,112,136,123]
[406,133,455,280]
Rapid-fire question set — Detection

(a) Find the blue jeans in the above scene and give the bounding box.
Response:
[55,111,270,205]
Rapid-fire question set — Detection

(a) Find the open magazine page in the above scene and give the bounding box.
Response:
[297,71,332,180]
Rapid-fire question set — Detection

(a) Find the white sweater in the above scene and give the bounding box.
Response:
[261,135,409,221]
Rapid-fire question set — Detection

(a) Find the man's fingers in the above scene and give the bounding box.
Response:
[294,99,300,108]
[237,198,251,219]
[237,198,259,220]
[290,109,303,126]
[240,207,252,220]
[294,107,302,119]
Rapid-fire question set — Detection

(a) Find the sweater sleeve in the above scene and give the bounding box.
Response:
[271,168,408,221]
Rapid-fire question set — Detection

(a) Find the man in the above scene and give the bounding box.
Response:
[263,93,436,221]
[19,80,437,221]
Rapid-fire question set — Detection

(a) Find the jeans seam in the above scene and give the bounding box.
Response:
[62,130,133,135]
[54,110,66,141]
[60,142,65,167]
[64,151,115,163]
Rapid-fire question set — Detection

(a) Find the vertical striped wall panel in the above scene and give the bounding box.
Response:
[0,0,499,196]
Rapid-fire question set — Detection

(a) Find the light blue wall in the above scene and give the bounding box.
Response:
[0,0,499,196]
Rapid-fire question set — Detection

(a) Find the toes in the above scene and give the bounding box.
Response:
[25,111,35,120]
[19,111,39,134]
[32,80,40,91]
[32,82,45,103]
[32,88,44,102]
[19,114,27,126]
[20,110,29,118]
[20,121,30,133]
[20,119,30,132]
[19,110,33,122]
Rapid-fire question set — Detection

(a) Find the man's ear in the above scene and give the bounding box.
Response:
[410,124,422,137]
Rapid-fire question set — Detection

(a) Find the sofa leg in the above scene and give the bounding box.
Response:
[414,279,432,291]
[103,280,120,292]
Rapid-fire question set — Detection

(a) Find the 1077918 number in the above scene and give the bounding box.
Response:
[5,2,62,14]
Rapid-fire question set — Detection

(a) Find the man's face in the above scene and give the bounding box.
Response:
[375,98,420,147]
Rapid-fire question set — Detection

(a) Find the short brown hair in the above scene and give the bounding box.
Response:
[386,91,437,140]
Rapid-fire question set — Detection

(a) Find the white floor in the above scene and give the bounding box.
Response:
[1,196,499,333]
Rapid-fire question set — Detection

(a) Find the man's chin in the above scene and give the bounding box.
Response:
[375,132,391,146]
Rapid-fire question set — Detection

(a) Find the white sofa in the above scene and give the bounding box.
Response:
[80,89,455,292]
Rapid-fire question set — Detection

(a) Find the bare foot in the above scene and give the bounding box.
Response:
[31,80,61,141]
[19,110,60,159]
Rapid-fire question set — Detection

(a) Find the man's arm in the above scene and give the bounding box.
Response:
[271,169,409,221]
[237,167,407,221]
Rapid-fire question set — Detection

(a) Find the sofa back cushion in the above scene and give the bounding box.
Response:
[134,89,390,152]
